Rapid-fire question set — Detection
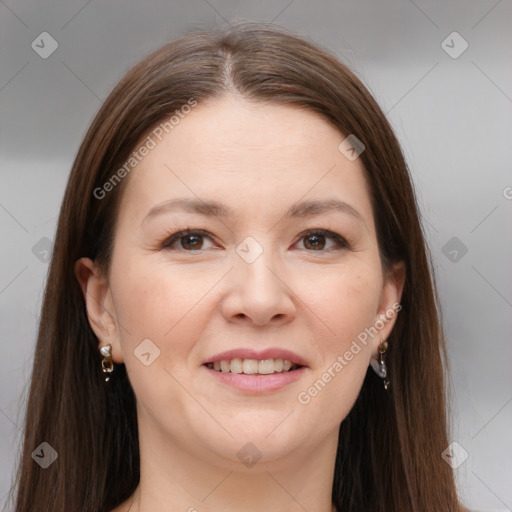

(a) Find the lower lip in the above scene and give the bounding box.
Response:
[203,365,307,393]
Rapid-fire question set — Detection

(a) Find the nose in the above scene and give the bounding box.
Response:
[220,248,296,327]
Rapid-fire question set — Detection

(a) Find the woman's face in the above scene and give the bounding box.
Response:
[78,95,404,469]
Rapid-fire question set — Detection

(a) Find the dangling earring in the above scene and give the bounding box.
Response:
[100,344,114,382]
[370,339,390,390]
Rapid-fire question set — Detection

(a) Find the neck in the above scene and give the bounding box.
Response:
[124,419,340,512]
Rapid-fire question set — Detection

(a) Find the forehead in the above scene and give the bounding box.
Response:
[118,96,374,228]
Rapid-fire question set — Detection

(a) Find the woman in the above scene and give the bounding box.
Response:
[8,22,469,512]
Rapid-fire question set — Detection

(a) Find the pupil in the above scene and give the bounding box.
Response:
[307,234,324,250]
[183,235,201,249]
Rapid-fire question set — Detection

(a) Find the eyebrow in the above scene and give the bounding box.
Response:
[142,197,366,226]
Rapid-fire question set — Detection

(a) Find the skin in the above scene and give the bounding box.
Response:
[76,95,405,512]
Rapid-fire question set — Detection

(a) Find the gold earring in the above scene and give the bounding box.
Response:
[100,344,114,382]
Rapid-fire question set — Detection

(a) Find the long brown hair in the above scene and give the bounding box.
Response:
[6,22,466,512]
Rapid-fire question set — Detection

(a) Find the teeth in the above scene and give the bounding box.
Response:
[207,358,299,374]
[230,358,243,374]
[258,359,275,375]
[242,359,259,374]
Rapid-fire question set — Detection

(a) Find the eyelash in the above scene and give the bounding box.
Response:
[159,227,350,252]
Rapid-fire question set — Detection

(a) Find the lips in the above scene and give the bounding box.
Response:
[202,348,308,393]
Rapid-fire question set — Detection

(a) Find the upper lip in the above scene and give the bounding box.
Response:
[202,348,308,367]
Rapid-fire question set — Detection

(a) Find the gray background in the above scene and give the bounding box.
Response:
[1,1,511,510]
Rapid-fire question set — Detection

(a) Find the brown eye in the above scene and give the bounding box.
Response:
[161,230,215,251]
[298,229,349,252]
[180,234,203,250]
[303,233,326,250]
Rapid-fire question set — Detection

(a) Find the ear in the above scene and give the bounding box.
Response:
[371,260,406,356]
[74,257,124,363]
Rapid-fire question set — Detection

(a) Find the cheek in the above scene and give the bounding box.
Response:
[108,254,245,450]
[110,253,222,354]
[291,264,381,425]
[108,255,212,409]
[303,263,383,349]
